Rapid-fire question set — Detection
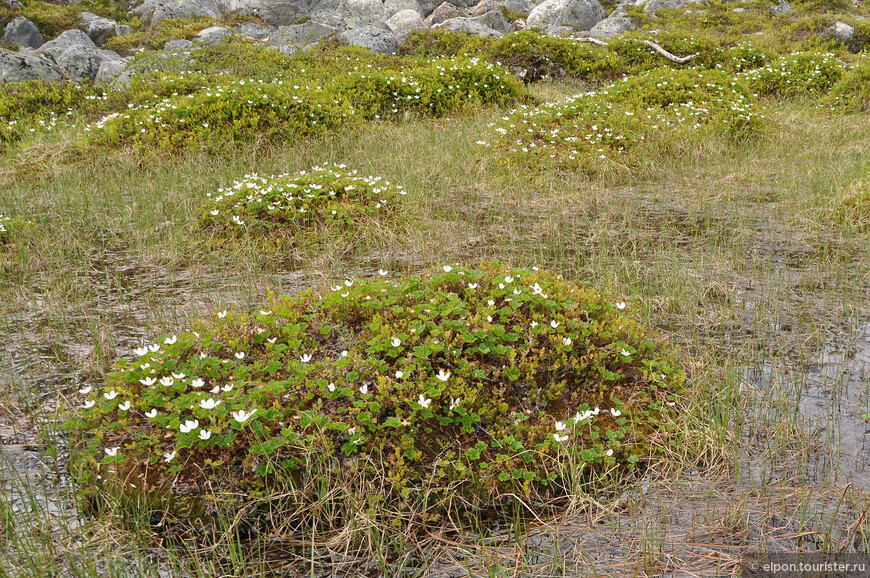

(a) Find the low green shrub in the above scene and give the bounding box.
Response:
[739,50,846,97]
[200,165,407,237]
[828,57,870,112]
[489,67,764,174]
[400,28,492,58]
[102,16,228,56]
[84,57,524,152]
[0,81,105,147]
[66,263,685,527]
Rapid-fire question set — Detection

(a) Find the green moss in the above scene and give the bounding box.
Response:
[66,263,685,521]
[200,165,407,238]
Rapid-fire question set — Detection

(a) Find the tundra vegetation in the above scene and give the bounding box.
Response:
[1,0,870,575]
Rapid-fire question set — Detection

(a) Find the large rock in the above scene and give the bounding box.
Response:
[338,24,398,53]
[39,29,97,59]
[2,16,44,49]
[234,22,275,41]
[0,48,63,82]
[828,21,854,43]
[386,9,427,43]
[384,0,424,17]
[496,0,533,16]
[468,9,512,33]
[275,21,337,44]
[425,1,471,25]
[197,25,234,44]
[131,0,224,24]
[587,7,634,38]
[639,0,697,13]
[95,56,129,83]
[526,0,606,33]
[771,0,791,14]
[80,12,118,46]
[164,38,194,50]
[432,16,503,36]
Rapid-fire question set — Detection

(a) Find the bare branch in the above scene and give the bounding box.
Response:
[640,40,699,64]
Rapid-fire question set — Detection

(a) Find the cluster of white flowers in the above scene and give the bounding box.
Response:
[738,52,846,93]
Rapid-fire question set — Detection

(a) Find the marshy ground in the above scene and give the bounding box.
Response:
[1,54,870,577]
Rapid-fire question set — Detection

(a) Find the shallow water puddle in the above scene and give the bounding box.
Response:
[743,321,870,489]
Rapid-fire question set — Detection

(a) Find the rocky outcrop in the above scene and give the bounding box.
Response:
[385,9,426,43]
[588,7,634,38]
[639,0,698,13]
[433,16,504,36]
[0,48,63,82]
[828,21,854,43]
[39,29,121,82]
[80,12,129,46]
[526,0,606,33]
[197,25,234,44]
[2,16,43,49]
[425,2,470,26]
[275,20,337,44]
[338,23,398,53]
[131,0,224,24]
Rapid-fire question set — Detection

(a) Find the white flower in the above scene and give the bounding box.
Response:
[468,283,478,289]
[487,316,493,322]
[232,409,257,423]
[140,377,156,386]
[198,429,212,441]
[592,407,600,415]
[172,372,186,379]
[395,371,404,379]
[104,447,120,457]
[531,283,544,295]
[164,336,177,345]
[550,320,560,329]
[605,449,614,457]
[449,397,461,410]
[145,409,158,418]
[667,401,676,407]
[118,401,131,411]
[436,369,451,382]
[191,378,204,388]
[82,400,96,409]
[378,269,388,276]
[210,386,220,394]
[217,310,227,318]
[160,377,174,387]
[531,321,539,328]
[267,337,277,344]
[341,351,348,357]
[563,337,572,346]
[234,352,245,360]
[418,394,432,408]
[148,344,160,353]
[134,347,149,357]
[488,300,495,306]
[442,265,453,272]
[103,390,118,400]
[359,384,369,395]
[391,337,401,347]
[504,276,513,283]
[300,354,312,363]
[555,421,567,431]
[344,279,353,287]
[259,310,272,315]
[574,410,593,423]
[163,450,177,463]
[610,408,622,417]
[79,386,92,395]
[221,383,234,392]
[620,349,630,357]
[199,398,221,410]
[327,383,336,392]
[553,433,569,443]
[616,302,627,310]
[179,419,200,434]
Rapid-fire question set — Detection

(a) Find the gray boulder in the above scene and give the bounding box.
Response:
[197,25,234,44]
[432,16,503,36]
[386,9,427,43]
[0,48,63,82]
[2,16,44,49]
[771,0,791,14]
[496,0,534,16]
[55,44,104,81]
[468,9,512,33]
[639,0,697,13]
[234,22,275,41]
[275,21,337,44]
[164,38,194,50]
[39,29,97,59]
[96,56,129,83]
[3,0,24,8]
[131,0,223,24]
[116,24,133,37]
[338,24,398,53]
[80,12,118,46]
[425,2,471,25]
[526,0,606,33]
[828,21,854,43]
[588,7,634,38]
[384,0,424,17]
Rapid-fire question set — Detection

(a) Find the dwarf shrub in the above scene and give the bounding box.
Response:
[66,263,685,522]
[200,165,407,236]
[102,16,224,55]
[490,67,764,174]
[739,51,846,97]
[829,57,870,112]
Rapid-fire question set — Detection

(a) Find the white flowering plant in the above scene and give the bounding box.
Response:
[66,263,684,522]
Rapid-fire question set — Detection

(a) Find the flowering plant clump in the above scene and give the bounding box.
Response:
[828,57,870,113]
[487,67,763,173]
[83,57,523,152]
[0,214,15,244]
[739,51,847,97]
[66,264,684,517]
[200,165,407,235]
